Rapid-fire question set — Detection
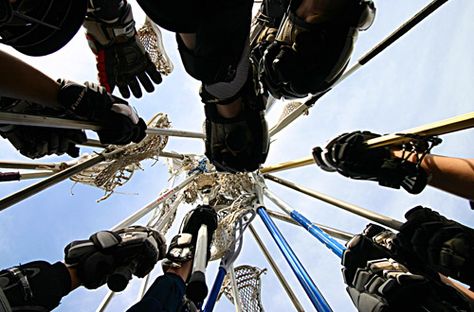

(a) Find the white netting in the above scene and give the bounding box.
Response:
[137,17,174,75]
[219,265,267,312]
[277,101,306,124]
[70,113,171,201]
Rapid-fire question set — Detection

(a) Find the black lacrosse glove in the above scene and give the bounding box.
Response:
[313,131,428,194]
[90,35,162,99]
[395,206,474,288]
[84,0,161,99]
[202,71,269,173]
[346,259,470,312]
[64,226,166,290]
[0,261,72,311]
[0,126,86,159]
[58,79,146,145]
[0,97,87,159]
[162,205,218,272]
[343,225,471,312]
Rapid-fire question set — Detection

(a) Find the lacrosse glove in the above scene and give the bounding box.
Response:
[0,126,86,159]
[395,206,474,288]
[343,225,471,312]
[84,0,162,98]
[0,97,87,159]
[64,225,166,291]
[313,131,428,194]
[58,79,146,145]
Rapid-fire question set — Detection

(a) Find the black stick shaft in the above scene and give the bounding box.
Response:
[359,0,449,65]
[0,155,105,212]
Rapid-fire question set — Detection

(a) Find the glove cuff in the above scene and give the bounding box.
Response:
[84,1,136,49]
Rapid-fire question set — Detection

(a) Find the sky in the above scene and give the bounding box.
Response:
[0,0,473,311]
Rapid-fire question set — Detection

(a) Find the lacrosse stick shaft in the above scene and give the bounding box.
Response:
[264,189,345,258]
[0,112,206,139]
[265,174,403,230]
[148,192,185,231]
[249,225,305,312]
[271,0,451,136]
[263,111,474,174]
[266,209,353,241]
[0,171,55,182]
[203,267,227,312]
[260,157,314,174]
[365,111,474,148]
[0,154,105,212]
[257,207,332,312]
[136,274,151,301]
[96,291,115,312]
[112,173,198,230]
[0,160,69,171]
[187,224,209,306]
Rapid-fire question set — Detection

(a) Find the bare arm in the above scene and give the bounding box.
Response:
[423,154,474,201]
[0,50,61,109]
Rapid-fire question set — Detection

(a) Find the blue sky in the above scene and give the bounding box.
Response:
[0,0,473,311]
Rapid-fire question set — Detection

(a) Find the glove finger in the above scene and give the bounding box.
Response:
[128,77,143,98]
[48,132,61,155]
[35,140,49,158]
[66,145,81,158]
[57,135,71,155]
[67,130,87,144]
[145,64,162,85]
[118,83,131,99]
[137,72,155,93]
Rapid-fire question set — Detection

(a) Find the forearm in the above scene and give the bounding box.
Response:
[0,50,61,109]
[422,154,474,201]
[392,150,474,201]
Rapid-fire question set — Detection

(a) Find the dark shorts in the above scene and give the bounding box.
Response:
[136,0,253,84]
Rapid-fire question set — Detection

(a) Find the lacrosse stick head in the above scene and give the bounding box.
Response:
[219,265,267,312]
[137,17,174,75]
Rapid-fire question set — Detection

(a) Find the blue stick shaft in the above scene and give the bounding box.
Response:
[290,210,345,259]
[257,207,333,312]
[203,267,227,312]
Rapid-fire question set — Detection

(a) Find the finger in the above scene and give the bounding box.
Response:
[128,76,143,98]
[118,83,131,99]
[58,135,71,155]
[146,64,162,84]
[48,133,60,155]
[137,72,155,93]
[35,140,49,158]
[68,130,88,144]
[67,145,81,158]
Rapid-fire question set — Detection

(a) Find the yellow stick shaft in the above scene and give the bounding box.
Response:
[260,111,474,174]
